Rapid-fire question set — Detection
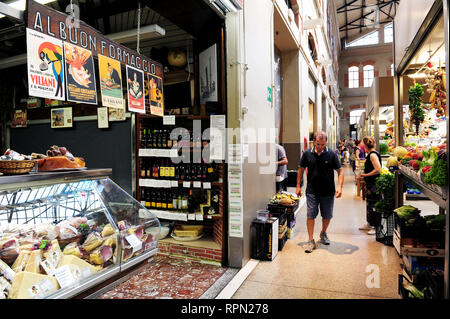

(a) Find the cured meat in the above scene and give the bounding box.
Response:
[62,242,83,259]
[89,245,113,265]
[38,156,85,171]
[0,238,20,265]
[81,232,102,252]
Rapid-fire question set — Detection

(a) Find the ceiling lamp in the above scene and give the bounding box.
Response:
[107,24,166,44]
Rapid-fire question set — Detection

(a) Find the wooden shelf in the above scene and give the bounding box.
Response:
[159,235,221,250]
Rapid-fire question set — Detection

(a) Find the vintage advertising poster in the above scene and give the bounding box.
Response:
[26,28,65,101]
[97,107,109,128]
[64,43,97,105]
[148,73,164,116]
[199,44,218,104]
[126,65,145,114]
[98,54,124,109]
[11,110,27,128]
[51,107,73,128]
[109,107,126,121]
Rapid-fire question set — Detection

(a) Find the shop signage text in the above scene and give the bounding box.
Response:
[26,0,163,77]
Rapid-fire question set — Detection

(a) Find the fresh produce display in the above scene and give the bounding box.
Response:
[270,192,299,206]
[423,159,448,186]
[386,156,399,167]
[380,142,389,155]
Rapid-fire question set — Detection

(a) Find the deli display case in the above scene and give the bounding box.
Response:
[0,169,160,299]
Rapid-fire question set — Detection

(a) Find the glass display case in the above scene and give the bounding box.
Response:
[0,169,160,299]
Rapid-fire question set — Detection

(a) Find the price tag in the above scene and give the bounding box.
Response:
[171,180,179,187]
[193,181,202,188]
[163,115,176,125]
[183,181,191,188]
[188,213,196,220]
[195,213,204,221]
[125,234,143,254]
[53,265,76,289]
[203,182,211,189]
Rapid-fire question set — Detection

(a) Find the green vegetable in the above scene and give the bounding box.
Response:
[424,214,446,230]
[404,283,425,299]
[380,143,389,155]
[39,240,49,250]
[394,205,420,220]
[422,149,438,166]
[424,159,448,186]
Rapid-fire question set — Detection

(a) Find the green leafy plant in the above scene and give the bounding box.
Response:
[380,142,389,155]
[408,83,425,135]
[424,159,448,186]
[374,173,395,213]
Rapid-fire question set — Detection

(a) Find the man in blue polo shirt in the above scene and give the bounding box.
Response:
[296,131,344,253]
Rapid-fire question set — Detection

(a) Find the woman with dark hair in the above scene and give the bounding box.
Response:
[358,136,381,235]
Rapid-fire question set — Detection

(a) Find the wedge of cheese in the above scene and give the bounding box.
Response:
[24,250,42,274]
[12,251,31,272]
[43,240,62,268]
[58,255,99,282]
[9,271,60,299]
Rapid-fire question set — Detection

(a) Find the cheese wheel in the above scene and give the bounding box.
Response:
[9,271,60,299]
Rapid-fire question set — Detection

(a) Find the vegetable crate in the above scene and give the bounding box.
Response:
[393,229,445,257]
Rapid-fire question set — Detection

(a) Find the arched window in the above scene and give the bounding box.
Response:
[348,66,359,88]
[363,65,374,87]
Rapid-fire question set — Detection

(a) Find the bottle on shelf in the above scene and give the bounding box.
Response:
[187,189,194,214]
[156,189,162,209]
[140,159,146,179]
[167,129,173,149]
[167,189,174,210]
[151,189,156,208]
[141,129,147,149]
[179,163,185,180]
[177,189,182,211]
[197,159,202,181]
[202,158,207,180]
[161,190,167,210]
[147,129,153,148]
[181,190,189,213]
[140,188,146,206]
[156,130,162,148]
[152,130,158,148]
[162,130,168,149]
[146,159,151,178]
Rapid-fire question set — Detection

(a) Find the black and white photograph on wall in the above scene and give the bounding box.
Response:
[199,44,218,104]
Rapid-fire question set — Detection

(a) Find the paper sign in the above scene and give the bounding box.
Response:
[203,182,211,189]
[97,107,109,128]
[188,214,196,220]
[125,234,143,254]
[183,182,191,188]
[195,213,204,221]
[54,265,76,289]
[171,180,179,187]
[163,115,175,125]
[193,181,202,188]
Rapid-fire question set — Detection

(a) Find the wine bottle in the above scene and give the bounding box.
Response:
[202,158,207,180]
[140,159,146,178]
[156,189,162,209]
[140,188,146,206]
[172,189,178,210]
[146,159,151,178]
[187,189,194,214]
[161,189,167,209]
[147,130,153,148]
[179,163,185,180]
[156,130,161,148]
[162,130,167,149]
[181,190,188,213]
[141,129,147,148]
[167,129,173,149]
[152,130,157,148]
[151,189,156,208]
[197,159,202,181]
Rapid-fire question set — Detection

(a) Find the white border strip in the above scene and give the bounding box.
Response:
[215,259,259,299]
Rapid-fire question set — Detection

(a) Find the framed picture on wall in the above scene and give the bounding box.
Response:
[199,44,218,104]
[51,107,73,128]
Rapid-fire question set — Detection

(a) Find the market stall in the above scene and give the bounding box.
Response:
[392,0,449,299]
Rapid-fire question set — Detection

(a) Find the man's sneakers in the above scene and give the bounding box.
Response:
[358,223,373,230]
[304,239,316,253]
[320,232,330,245]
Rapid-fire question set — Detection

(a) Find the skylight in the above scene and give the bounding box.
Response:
[345,30,379,48]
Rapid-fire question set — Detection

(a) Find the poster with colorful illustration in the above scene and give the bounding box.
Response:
[64,43,97,105]
[148,73,164,117]
[51,107,73,128]
[26,28,65,101]
[98,54,124,109]
[126,65,145,114]
[11,109,27,128]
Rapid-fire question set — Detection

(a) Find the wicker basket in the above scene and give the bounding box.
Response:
[0,160,37,175]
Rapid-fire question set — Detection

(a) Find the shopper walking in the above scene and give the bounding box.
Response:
[276,142,288,192]
[296,131,344,253]
[358,136,382,235]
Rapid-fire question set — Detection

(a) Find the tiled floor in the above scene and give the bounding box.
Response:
[99,255,227,299]
[231,165,404,299]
